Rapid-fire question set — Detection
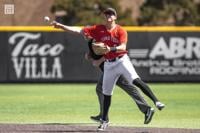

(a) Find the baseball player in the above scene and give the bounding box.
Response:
[85,39,153,124]
[51,7,165,131]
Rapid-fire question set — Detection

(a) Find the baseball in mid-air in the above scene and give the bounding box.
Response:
[44,16,50,22]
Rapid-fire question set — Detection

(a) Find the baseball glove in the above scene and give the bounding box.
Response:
[92,42,109,55]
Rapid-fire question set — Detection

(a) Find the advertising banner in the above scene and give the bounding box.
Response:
[128,31,200,82]
[0,27,199,82]
[5,31,100,82]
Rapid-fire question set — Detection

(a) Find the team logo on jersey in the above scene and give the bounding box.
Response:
[101,36,119,43]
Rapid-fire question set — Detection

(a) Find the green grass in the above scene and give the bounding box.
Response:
[0,83,199,129]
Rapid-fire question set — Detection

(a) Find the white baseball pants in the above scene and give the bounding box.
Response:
[103,54,139,95]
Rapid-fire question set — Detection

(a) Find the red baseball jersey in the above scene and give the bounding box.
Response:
[82,24,128,59]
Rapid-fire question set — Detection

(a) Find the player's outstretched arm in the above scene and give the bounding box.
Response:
[51,21,82,34]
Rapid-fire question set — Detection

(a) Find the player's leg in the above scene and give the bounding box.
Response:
[119,55,155,124]
[133,78,158,103]
[101,68,119,121]
[116,75,150,114]
[132,78,165,110]
[121,54,165,110]
[97,94,111,131]
[98,62,119,131]
[90,73,103,122]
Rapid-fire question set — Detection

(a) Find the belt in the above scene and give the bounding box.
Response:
[106,56,123,62]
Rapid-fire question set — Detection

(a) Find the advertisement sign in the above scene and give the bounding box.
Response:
[0,27,199,82]
[128,32,200,82]
[5,31,100,82]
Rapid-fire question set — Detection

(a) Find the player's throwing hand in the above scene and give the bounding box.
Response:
[51,21,63,29]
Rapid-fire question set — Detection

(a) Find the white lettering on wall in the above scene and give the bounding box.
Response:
[129,36,200,76]
[9,32,64,79]
[149,37,200,59]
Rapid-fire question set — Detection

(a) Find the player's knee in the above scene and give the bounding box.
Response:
[102,91,112,96]
[96,86,103,95]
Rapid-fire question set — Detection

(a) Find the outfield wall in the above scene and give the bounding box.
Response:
[0,26,200,82]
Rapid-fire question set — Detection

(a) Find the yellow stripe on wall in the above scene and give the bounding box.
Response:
[0,26,63,32]
[123,26,200,32]
[0,26,200,32]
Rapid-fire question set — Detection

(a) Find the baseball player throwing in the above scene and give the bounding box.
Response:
[86,39,153,125]
[51,7,165,131]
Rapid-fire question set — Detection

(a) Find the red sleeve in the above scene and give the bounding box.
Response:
[118,27,128,43]
[82,25,96,39]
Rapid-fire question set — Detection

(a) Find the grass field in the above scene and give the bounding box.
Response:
[0,83,199,129]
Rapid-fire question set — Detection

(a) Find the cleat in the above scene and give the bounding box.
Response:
[97,119,109,131]
[144,107,155,124]
[90,115,101,122]
[156,101,165,110]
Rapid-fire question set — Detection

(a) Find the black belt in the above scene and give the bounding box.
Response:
[106,56,123,62]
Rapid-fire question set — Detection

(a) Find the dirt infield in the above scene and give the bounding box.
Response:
[0,124,199,133]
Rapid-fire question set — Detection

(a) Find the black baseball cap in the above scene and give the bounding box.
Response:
[103,7,117,17]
